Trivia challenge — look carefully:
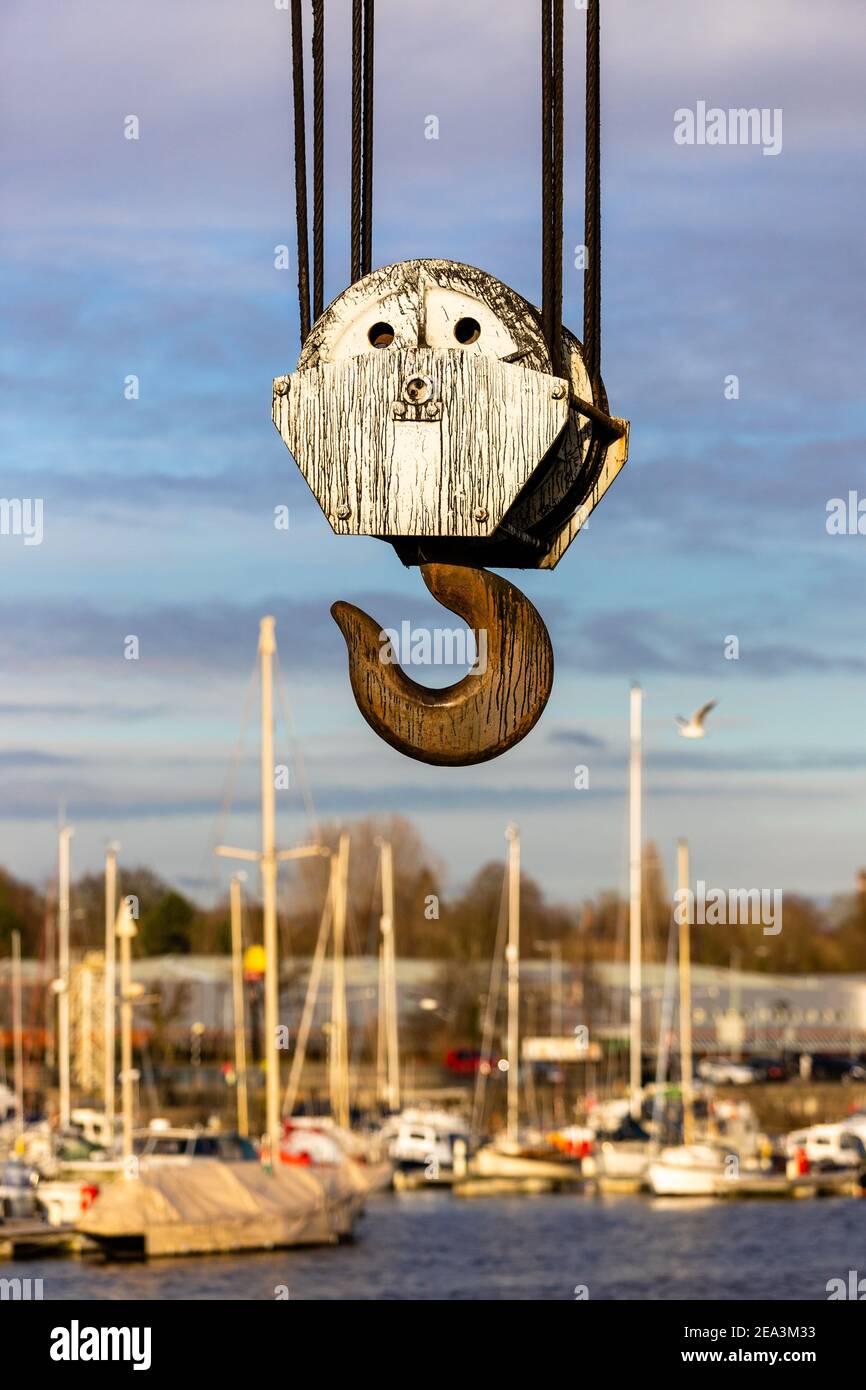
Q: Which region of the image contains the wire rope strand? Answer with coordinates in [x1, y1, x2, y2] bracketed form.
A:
[361, 0, 375, 275]
[291, 0, 312, 341]
[551, 0, 564, 377]
[350, 0, 363, 282]
[312, 0, 325, 320]
[583, 0, 601, 388]
[541, 0, 553, 357]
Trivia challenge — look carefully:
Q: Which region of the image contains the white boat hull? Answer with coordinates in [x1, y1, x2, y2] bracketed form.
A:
[593, 1141, 652, 1180]
[647, 1144, 731, 1197]
[472, 1145, 582, 1183]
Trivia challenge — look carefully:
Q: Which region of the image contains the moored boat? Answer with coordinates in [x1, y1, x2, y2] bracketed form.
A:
[77, 1157, 366, 1257]
[647, 1143, 735, 1197]
[471, 1139, 584, 1185]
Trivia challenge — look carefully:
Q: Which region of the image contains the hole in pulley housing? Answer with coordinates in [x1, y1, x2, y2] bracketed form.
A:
[368, 322, 395, 348]
[454, 316, 481, 345]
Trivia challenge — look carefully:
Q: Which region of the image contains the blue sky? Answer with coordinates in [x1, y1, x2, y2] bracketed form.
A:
[2, 0, 866, 907]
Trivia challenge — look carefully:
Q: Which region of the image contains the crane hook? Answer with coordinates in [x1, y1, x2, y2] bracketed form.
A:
[331, 564, 554, 767]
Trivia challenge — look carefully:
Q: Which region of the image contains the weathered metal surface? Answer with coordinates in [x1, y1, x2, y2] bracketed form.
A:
[538, 421, 629, 569]
[274, 347, 568, 538]
[331, 563, 553, 766]
[501, 328, 628, 569]
[295, 259, 553, 373]
[273, 257, 628, 568]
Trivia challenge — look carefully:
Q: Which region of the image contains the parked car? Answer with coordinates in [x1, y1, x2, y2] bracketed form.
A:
[783, 1123, 866, 1167]
[843, 1111, 866, 1145]
[785, 1123, 866, 1170]
[445, 1048, 500, 1076]
[698, 1055, 793, 1085]
[745, 1056, 794, 1083]
[697, 1058, 756, 1086]
[0, 1161, 41, 1221]
[808, 1053, 866, 1083]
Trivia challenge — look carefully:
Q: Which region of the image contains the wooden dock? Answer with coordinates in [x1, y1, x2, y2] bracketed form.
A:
[453, 1176, 558, 1198]
[713, 1170, 862, 1200]
[392, 1168, 456, 1191]
[0, 1220, 88, 1259]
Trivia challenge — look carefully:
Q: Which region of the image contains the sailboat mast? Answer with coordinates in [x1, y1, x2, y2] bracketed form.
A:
[677, 838, 695, 1145]
[379, 838, 400, 1112]
[376, 946, 386, 1104]
[216, 617, 330, 1154]
[117, 900, 136, 1163]
[12, 929, 24, 1138]
[258, 616, 281, 1163]
[628, 684, 643, 1119]
[230, 874, 250, 1137]
[104, 845, 117, 1143]
[329, 832, 350, 1129]
[506, 823, 520, 1145]
[57, 822, 73, 1130]
[282, 872, 333, 1118]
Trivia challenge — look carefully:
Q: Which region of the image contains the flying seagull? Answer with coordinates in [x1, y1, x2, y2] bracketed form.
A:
[675, 700, 718, 739]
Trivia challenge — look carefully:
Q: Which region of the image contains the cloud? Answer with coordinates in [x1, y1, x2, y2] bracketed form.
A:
[0, 749, 78, 767]
[0, 701, 167, 720]
[546, 727, 607, 750]
[4, 0, 864, 237]
[0, 595, 342, 675]
[547, 607, 866, 679]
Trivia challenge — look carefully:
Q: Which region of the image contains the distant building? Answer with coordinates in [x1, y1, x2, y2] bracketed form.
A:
[3, 955, 866, 1056]
[591, 961, 866, 1055]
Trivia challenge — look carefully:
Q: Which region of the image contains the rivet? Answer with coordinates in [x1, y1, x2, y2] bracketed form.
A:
[474, 507, 488, 523]
[336, 503, 351, 520]
[393, 401, 407, 419]
[274, 378, 289, 397]
[551, 383, 566, 400]
[425, 402, 440, 420]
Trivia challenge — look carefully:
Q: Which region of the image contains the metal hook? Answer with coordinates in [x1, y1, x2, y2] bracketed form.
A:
[331, 564, 554, 767]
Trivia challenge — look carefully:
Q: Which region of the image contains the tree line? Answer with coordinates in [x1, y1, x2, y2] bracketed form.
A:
[1, 817, 865, 975]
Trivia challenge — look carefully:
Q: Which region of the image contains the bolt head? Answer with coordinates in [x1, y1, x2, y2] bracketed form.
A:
[551, 383, 566, 400]
[403, 374, 433, 405]
[474, 506, 489, 523]
[393, 401, 407, 419]
[336, 503, 351, 520]
[274, 378, 290, 397]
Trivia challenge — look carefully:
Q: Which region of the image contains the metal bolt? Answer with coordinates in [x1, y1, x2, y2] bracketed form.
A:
[474, 507, 488, 523]
[403, 375, 433, 405]
[393, 401, 407, 419]
[274, 378, 289, 397]
[425, 402, 440, 420]
[551, 383, 566, 400]
[336, 503, 351, 520]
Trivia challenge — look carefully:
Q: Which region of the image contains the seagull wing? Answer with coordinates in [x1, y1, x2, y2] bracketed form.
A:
[693, 699, 718, 727]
